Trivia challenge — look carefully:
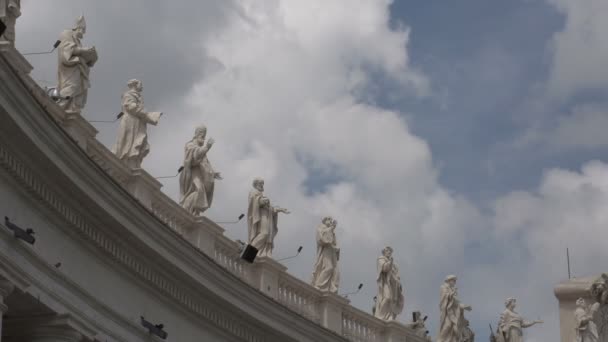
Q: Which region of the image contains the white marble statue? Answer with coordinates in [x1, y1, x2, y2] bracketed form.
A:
[179, 126, 222, 215]
[436, 275, 471, 342]
[0, 0, 20, 44]
[112, 79, 162, 169]
[495, 298, 542, 342]
[461, 318, 474, 342]
[410, 311, 432, 341]
[246, 178, 289, 258]
[56, 15, 98, 114]
[374, 246, 404, 321]
[573, 297, 599, 342]
[591, 273, 608, 306]
[311, 216, 340, 293]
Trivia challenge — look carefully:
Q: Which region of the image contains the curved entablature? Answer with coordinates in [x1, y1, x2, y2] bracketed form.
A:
[0, 44, 427, 342]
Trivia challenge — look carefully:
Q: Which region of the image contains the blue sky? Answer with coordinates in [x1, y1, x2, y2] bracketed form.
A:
[18, 1, 608, 341]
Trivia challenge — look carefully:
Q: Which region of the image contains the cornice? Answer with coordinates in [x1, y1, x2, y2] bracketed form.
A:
[0, 53, 347, 341]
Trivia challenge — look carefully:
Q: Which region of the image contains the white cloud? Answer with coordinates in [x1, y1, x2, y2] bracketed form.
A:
[546, 0, 608, 99]
[20, 1, 608, 341]
[147, 0, 481, 332]
[515, 103, 608, 150]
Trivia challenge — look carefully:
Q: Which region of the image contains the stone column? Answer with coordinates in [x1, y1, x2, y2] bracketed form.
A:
[0, 279, 15, 340]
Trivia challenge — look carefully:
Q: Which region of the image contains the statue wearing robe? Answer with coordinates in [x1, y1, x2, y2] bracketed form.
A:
[311, 217, 340, 293]
[374, 247, 404, 321]
[574, 298, 599, 342]
[461, 319, 475, 342]
[0, 0, 20, 44]
[179, 126, 221, 215]
[112, 79, 161, 169]
[496, 298, 542, 342]
[437, 275, 471, 342]
[246, 178, 289, 258]
[56, 16, 97, 114]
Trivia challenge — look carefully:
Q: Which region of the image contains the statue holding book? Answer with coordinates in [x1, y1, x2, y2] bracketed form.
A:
[56, 15, 98, 114]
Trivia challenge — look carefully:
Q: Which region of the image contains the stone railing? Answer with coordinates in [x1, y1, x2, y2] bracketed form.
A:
[342, 306, 383, 342]
[278, 271, 322, 322]
[10, 45, 426, 342]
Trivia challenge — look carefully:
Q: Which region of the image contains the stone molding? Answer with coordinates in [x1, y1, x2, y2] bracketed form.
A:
[0, 44, 426, 342]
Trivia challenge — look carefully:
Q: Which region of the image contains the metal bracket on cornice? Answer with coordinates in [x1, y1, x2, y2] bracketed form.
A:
[23, 40, 61, 56]
[89, 112, 123, 123]
[141, 316, 168, 339]
[3, 217, 35, 245]
[340, 283, 363, 299]
[216, 213, 245, 224]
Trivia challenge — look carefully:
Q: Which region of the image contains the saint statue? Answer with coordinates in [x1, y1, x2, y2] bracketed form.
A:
[179, 126, 222, 215]
[374, 246, 404, 321]
[112, 79, 162, 169]
[495, 297, 542, 342]
[461, 318, 475, 342]
[409, 311, 432, 341]
[0, 0, 20, 44]
[311, 216, 340, 293]
[574, 298, 599, 342]
[436, 275, 472, 342]
[246, 178, 289, 258]
[56, 15, 98, 115]
[591, 273, 608, 306]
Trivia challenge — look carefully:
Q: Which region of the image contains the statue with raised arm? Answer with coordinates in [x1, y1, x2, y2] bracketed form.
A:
[56, 15, 98, 114]
[311, 216, 340, 293]
[436, 275, 471, 342]
[179, 125, 222, 215]
[573, 297, 599, 342]
[495, 297, 542, 342]
[247, 178, 289, 258]
[112, 79, 162, 169]
[0, 0, 20, 44]
[374, 246, 404, 321]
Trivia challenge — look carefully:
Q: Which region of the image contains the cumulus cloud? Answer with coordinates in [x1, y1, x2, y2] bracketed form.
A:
[515, 103, 608, 151]
[19, 1, 608, 341]
[546, 0, 608, 99]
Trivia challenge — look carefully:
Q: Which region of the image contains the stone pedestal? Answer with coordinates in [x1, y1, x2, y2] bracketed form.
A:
[554, 275, 605, 342]
[60, 113, 98, 150]
[317, 293, 348, 334]
[126, 168, 162, 210]
[188, 216, 224, 255]
[248, 257, 287, 299]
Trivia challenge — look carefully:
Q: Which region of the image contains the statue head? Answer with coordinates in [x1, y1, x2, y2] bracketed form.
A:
[194, 126, 207, 144]
[322, 216, 333, 225]
[576, 298, 586, 307]
[505, 297, 516, 309]
[445, 274, 457, 286]
[73, 15, 86, 39]
[252, 177, 264, 192]
[382, 246, 393, 258]
[127, 79, 143, 92]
